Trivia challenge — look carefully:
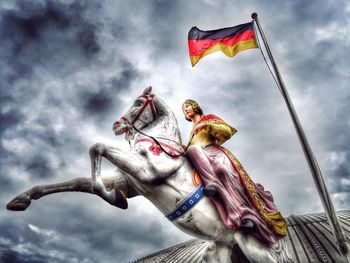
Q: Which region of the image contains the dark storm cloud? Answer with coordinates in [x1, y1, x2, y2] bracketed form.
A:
[251, 0, 345, 31]
[0, 108, 83, 180]
[0, 251, 37, 263]
[149, 1, 178, 47]
[284, 38, 350, 89]
[80, 61, 140, 117]
[0, 176, 14, 191]
[315, 92, 350, 153]
[330, 150, 350, 194]
[0, 0, 100, 55]
[25, 154, 54, 179]
[288, 0, 343, 25]
[111, 61, 141, 91]
[0, 106, 23, 136]
[83, 89, 114, 115]
[0, 0, 103, 170]
[110, 22, 127, 40]
[82, 209, 173, 260]
[0, 219, 97, 263]
[249, 0, 350, 81]
[53, 205, 170, 253]
[76, 22, 100, 56]
[0, 201, 179, 263]
[145, 0, 184, 60]
[0, 0, 101, 82]
[0, 2, 104, 182]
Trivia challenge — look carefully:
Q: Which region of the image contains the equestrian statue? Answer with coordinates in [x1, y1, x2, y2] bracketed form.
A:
[7, 86, 294, 263]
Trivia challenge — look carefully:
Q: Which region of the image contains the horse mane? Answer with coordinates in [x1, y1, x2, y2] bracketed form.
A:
[147, 95, 182, 145]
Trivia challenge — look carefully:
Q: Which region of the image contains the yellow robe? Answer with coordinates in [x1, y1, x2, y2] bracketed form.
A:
[190, 115, 237, 147]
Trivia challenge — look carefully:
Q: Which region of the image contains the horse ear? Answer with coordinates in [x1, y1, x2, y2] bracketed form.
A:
[143, 86, 152, 95]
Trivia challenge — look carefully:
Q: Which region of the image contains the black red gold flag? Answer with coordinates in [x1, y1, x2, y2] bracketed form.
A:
[188, 22, 258, 67]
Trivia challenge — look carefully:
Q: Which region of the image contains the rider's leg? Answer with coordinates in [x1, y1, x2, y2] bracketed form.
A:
[187, 145, 255, 231]
[186, 144, 221, 196]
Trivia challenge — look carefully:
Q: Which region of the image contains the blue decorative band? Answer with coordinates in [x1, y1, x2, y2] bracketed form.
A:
[166, 183, 205, 221]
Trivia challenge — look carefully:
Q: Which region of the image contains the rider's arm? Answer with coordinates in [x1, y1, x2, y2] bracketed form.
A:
[209, 122, 237, 145]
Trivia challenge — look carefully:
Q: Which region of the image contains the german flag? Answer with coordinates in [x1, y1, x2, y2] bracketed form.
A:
[188, 22, 258, 67]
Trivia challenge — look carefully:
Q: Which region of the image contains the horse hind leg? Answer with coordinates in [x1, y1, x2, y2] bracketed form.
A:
[6, 177, 93, 211]
[233, 232, 295, 263]
[233, 232, 277, 263]
[94, 170, 131, 209]
[202, 241, 234, 263]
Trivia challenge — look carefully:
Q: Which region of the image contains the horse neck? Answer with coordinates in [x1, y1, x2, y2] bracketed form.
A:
[136, 97, 182, 147]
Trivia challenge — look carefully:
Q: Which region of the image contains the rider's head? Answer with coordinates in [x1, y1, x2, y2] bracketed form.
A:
[182, 99, 203, 122]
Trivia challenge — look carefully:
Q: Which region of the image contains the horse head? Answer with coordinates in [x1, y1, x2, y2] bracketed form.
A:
[113, 86, 157, 141]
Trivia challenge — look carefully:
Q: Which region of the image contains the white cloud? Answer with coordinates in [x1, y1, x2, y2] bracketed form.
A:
[315, 20, 350, 44]
[28, 224, 60, 241]
[0, 237, 12, 246]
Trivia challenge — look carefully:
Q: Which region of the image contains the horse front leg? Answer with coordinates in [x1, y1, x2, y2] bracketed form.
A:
[89, 143, 147, 207]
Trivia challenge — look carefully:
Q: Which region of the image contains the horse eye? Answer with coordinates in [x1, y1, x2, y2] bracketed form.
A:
[135, 101, 144, 106]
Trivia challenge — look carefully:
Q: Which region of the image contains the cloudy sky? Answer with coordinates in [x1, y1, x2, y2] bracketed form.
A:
[1, 0, 349, 262]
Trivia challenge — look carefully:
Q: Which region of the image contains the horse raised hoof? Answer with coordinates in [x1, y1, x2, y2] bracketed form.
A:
[6, 195, 31, 211]
[93, 182, 128, 210]
[112, 189, 128, 210]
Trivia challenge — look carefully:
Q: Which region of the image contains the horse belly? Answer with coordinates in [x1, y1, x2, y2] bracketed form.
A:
[172, 197, 235, 243]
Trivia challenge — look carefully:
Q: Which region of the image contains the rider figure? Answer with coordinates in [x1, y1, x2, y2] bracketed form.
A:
[183, 99, 287, 245]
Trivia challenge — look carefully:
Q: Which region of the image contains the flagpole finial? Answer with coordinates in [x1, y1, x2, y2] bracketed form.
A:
[251, 13, 258, 19]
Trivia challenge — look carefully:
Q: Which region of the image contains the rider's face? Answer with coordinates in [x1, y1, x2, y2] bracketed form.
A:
[183, 104, 196, 120]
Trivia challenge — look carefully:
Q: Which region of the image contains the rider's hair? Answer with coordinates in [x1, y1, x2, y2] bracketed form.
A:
[182, 99, 203, 122]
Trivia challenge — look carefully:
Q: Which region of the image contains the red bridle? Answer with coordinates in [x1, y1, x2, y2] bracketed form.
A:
[119, 94, 157, 126]
[113, 93, 188, 158]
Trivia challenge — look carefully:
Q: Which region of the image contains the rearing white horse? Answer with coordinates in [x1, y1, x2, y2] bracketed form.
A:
[7, 86, 293, 263]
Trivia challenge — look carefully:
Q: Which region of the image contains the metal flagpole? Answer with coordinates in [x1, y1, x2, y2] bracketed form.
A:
[251, 12, 350, 262]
